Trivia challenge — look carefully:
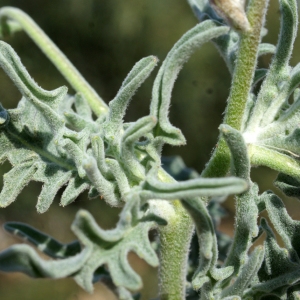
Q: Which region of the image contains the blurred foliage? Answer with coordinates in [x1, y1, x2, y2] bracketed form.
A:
[0, 0, 299, 299]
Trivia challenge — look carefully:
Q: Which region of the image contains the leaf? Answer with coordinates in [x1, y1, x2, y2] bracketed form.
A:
[0, 41, 98, 212]
[183, 196, 235, 292]
[120, 116, 157, 181]
[0, 244, 90, 278]
[221, 246, 264, 298]
[242, 218, 300, 298]
[105, 56, 158, 136]
[274, 173, 300, 199]
[265, 194, 300, 261]
[223, 183, 259, 278]
[140, 165, 248, 201]
[259, 218, 299, 282]
[219, 124, 250, 180]
[4, 222, 81, 259]
[150, 20, 229, 146]
[258, 43, 276, 57]
[0, 197, 164, 293]
[0, 40, 160, 211]
[246, 0, 298, 131]
[182, 198, 219, 290]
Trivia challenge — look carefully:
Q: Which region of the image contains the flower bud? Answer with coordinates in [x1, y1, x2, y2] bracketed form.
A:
[209, 0, 250, 32]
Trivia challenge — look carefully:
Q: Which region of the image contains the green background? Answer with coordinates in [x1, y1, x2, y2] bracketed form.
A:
[0, 0, 299, 299]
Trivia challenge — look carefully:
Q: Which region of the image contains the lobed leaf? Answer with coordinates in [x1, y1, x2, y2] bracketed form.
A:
[0, 197, 164, 293]
[246, 0, 298, 131]
[0, 42, 99, 212]
[274, 173, 300, 199]
[265, 194, 300, 261]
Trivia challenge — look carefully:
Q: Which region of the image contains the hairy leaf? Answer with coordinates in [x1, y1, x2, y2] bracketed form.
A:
[274, 173, 300, 199]
[150, 20, 229, 147]
[0, 197, 163, 293]
[243, 218, 300, 298]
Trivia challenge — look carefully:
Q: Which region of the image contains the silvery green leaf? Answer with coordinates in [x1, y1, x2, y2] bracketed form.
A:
[219, 124, 250, 180]
[182, 198, 218, 290]
[188, 0, 269, 75]
[118, 287, 136, 300]
[64, 111, 97, 132]
[72, 209, 159, 292]
[63, 93, 100, 133]
[74, 93, 93, 119]
[258, 218, 299, 284]
[246, 0, 298, 131]
[0, 244, 90, 278]
[0, 41, 67, 114]
[104, 56, 158, 137]
[221, 246, 264, 298]
[60, 175, 90, 207]
[140, 167, 247, 201]
[0, 162, 37, 207]
[150, 20, 229, 147]
[121, 116, 157, 181]
[274, 173, 300, 199]
[241, 93, 256, 132]
[224, 183, 259, 278]
[258, 43, 276, 57]
[287, 63, 300, 95]
[265, 193, 300, 261]
[82, 156, 120, 206]
[106, 159, 130, 196]
[248, 236, 300, 298]
[0, 41, 103, 212]
[0, 197, 164, 293]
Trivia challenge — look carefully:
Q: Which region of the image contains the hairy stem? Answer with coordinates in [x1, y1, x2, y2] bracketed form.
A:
[0, 6, 108, 117]
[157, 168, 194, 300]
[249, 144, 300, 180]
[202, 0, 269, 178]
[156, 0, 268, 296]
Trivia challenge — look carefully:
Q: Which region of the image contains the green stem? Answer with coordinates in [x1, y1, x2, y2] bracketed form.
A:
[249, 144, 300, 180]
[156, 0, 268, 296]
[157, 168, 194, 300]
[0, 7, 108, 117]
[154, 0, 268, 297]
[202, 0, 269, 178]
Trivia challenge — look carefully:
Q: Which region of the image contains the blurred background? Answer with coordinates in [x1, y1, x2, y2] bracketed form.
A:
[0, 0, 300, 299]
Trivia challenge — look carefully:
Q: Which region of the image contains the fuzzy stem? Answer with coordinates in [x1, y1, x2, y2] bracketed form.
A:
[157, 168, 194, 300]
[202, 0, 269, 178]
[155, 0, 268, 297]
[0, 7, 108, 117]
[249, 144, 300, 180]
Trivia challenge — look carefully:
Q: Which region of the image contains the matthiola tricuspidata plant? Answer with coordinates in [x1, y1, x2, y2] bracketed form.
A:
[1, 0, 300, 298]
